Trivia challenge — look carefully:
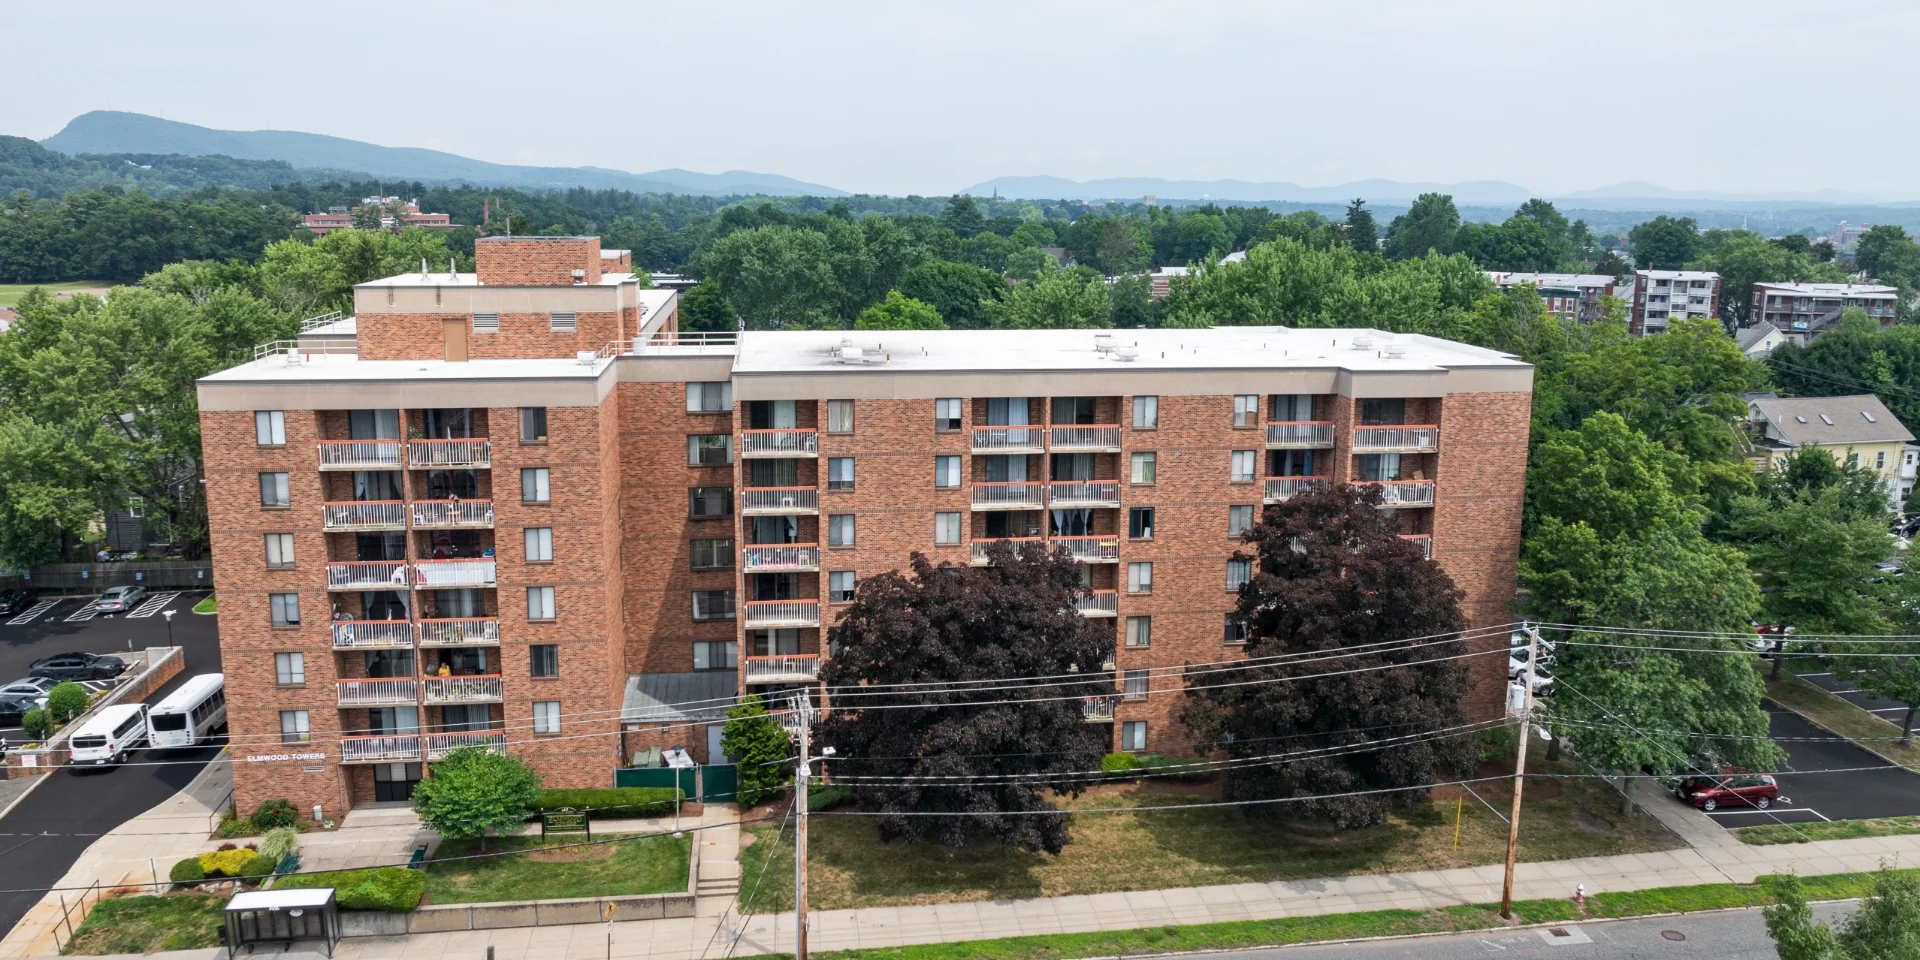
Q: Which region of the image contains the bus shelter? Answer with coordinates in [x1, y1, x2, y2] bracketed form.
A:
[223, 888, 339, 956]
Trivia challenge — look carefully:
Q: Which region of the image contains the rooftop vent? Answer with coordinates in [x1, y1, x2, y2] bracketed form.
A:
[1383, 343, 1408, 359]
[284, 349, 303, 366]
[576, 350, 597, 365]
[1094, 333, 1115, 356]
[571, 268, 587, 285]
[1351, 334, 1375, 350]
[1112, 345, 1140, 362]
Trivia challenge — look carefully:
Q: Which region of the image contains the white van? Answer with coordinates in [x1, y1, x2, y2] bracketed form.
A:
[148, 674, 225, 749]
[68, 704, 148, 766]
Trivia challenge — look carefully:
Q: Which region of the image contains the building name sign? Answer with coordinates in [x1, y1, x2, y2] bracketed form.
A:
[243, 752, 327, 763]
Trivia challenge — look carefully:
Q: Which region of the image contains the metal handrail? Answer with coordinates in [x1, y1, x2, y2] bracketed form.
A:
[741, 429, 818, 456]
[412, 559, 497, 587]
[416, 617, 501, 646]
[1048, 425, 1122, 449]
[423, 674, 504, 703]
[298, 310, 347, 333]
[741, 487, 819, 512]
[971, 426, 1045, 450]
[972, 481, 1046, 507]
[411, 499, 495, 527]
[341, 734, 422, 762]
[1073, 590, 1119, 614]
[331, 621, 413, 649]
[1051, 536, 1121, 561]
[1354, 480, 1437, 506]
[743, 544, 821, 570]
[1351, 425, 1439, 450]
[745, 654, 823, 680]
[327, 560, 410, 589]
[970, 537, 1045, 563]
[336, 678, 418, 704]
[426, 730, 507, 758]
[1263, 475, 1328, 501]
[1048, 481, 1119, 505]
[322, 501, 407, 529]
[742, 599, 822, 625]
[407, 438, 491, 467]
[318, 440, 403, 468]
[1264, 421, 1336, 447]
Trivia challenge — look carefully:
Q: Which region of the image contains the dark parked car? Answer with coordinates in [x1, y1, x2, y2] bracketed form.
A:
[0, 587, 35, 616]
[1676, 773, 1779, 811]
[28, 652, 125, 682]
[0, 694, 37, 727]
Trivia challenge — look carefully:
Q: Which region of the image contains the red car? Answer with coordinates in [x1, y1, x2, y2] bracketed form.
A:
[1676, 773, 1778, 811]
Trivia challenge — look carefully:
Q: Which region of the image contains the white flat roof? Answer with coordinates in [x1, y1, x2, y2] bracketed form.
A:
[1754, 282, 1899, 296]
[1486, 272, 1615, 287]
[226, 888, 335, 911]
[356, 271, 639, 289]
[201, 351, 609, 385]
[1639, 270, 1719, 281]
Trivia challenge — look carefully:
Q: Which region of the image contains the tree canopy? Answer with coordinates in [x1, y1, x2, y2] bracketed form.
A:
[410, 748, 542, 849]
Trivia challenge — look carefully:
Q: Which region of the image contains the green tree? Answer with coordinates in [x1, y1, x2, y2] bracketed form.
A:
[1689, 230, 1851, 325]
[721, 695, 793, 806]
[939, 195, 985, 238]
[1163, 238, 1490, 341]
[1764, 869, 1920, 960]
[1172, 213, 1234, 265]
[896, 261, 1003, 329]
[1088, 217, 1151, 275]
[1343, 198, 1377, 252]
[410, 747, 541, 850]
[676, 282, 735, 333]
[44, 682, 88, 724]
[854, 290, 945, 330]
[1766, 319, 1920, 429]
[984, 264, 1111, 329]
[1383, 193, 1459, 260]
[1732, 484, 1890, 636]
[1627, 215, 1700, 270]
[695, 225, 843, 329]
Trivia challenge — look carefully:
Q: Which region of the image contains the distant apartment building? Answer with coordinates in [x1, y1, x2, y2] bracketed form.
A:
[1750, 282, 1900, 344]
[1483, 273, 1617, 323]
[1832, 222, 1872, 248]
[196, 237, 1534, 818]
[1624, 270, 1720, 336]
[302, 198, 453, 237]
[1747, 394, 1917, 508]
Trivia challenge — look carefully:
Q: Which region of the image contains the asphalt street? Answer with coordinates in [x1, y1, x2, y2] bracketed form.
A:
[1703, 705, 1920, 829]
[0, 592, 223, 938]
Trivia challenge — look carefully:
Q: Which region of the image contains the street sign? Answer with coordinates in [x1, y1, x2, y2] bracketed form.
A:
[542, 808, 590, 841]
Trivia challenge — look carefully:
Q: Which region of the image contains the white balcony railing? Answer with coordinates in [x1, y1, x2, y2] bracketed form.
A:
[743, 544, 821, 571]
[426, 730, 507, 759]
[415, 617, 501, 647]
[1052, 536, 1121, 563]
[1350, 425, 1438, 452]
[318, 440, 403, 470]
[971, 426, 1045, 452]
[1400, 534, 1434, 558]
[1355, 480, 1436, 507]
[341, 735, 422, 763]
[971, 537, 1046, 565]
[411, 499, 495, 528]
[1263, 476, 1328, 503]
[408, 438, 491, 468]
[1265, 421, 1336, 448]
[1082, 696, 1116, 722]
[330, 620, 414, 650]
[972, 482, 1046, 510]
[412, 559, 496, 588]
[1048, 481, 1119, 507]
[327, 560, 409, 590]
[741, 487, 819, 514]
[1048, 425, 1122, 451]
[336, 678, 418, 706]
[424, 674, 504, 704]
[742, 600, 822, 627]
[745, 654, 824, 684]
[741, 429, 818, 458]
[322, 501, 407, 531]
[1074, 590, 1119, 617]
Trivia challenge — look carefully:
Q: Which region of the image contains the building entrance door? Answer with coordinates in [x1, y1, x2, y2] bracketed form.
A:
[373, 762, 422, 801]
[443, 318, 469, 362]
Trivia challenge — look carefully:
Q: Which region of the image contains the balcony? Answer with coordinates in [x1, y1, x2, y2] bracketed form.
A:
[408, 438, 491, 469]
[412, 559, 496, 588]
[1074, 590, 1119, 617]
[743, 599, 822, 628]
[411, 499, 495, 529]
[318, 440, 403, 470]
[322, 501, 406, 531]
[340, 734, 422, 763]
[1048, 481, 1120, 508]
[426, 730, 507, 760]
[1351, 425, 1438, 453]
[1265, 421, 1336, 449]
[971, 537, 1045, 565]
[330, 620, 414, 650]
[1082, 696, 1116, 722]
[336, 678, 418, 707]
[971, 426, 1045, 454]
[1052, 536, 1120, 564]
[326, 560, 409, 591]
[424, 674, 504, 704]
[1400, 534, 1433, 559]
[745, 654, 823, 684]
[741, 429, 818, 458]
[972, 482, 1046, 511]
[744, 543, 821, 572]
[1355, 480, 1436, 508]
[1263, 476, 1328, 503]
[416, 617, 501, 647]
[1049, 425, 1122, 452]
[742, 487, 819, 515]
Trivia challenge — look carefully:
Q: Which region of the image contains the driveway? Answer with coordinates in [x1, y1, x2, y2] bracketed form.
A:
[1703, 706, 1920, 829]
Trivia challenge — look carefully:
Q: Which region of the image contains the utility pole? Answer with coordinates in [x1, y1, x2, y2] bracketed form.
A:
[1500, 622, 1540, 920]
[794, 700, 811, 960]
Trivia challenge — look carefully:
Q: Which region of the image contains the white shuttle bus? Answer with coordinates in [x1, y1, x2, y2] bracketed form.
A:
[68, 703, 149, 766]
[147, 674, 226, 749]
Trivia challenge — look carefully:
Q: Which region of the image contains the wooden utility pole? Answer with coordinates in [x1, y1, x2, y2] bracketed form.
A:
[1499, 623, 1540, 920]
[794, 703, 811, 960]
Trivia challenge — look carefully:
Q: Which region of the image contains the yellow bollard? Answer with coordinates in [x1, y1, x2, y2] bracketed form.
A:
[1453, 795, 1463, 850]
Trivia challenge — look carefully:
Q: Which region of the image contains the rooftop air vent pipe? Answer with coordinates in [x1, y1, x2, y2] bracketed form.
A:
[1351, 334, 1375, 350]
[1112, 345, 1140, 362]
[1383, 343, 1408, 358]
[1094, 333, 1115, 355]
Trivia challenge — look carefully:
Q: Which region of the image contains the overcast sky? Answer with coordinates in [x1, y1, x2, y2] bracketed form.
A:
[7, 0, 1918, 198]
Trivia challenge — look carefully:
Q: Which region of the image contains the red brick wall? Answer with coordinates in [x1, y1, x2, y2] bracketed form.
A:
[358, 311, 623, 361]
[476, 238, 602, 286]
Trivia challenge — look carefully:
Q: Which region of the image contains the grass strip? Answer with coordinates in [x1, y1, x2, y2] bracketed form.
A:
[62, 893, 224, 955]
[192, 595, 216, 614]
[1736, 815, 1920, 846]
[421, 833, 690, 904]
[1763, 675, 1920, 767]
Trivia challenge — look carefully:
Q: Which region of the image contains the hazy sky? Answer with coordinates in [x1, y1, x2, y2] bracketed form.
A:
[7, 0, 1918, 198]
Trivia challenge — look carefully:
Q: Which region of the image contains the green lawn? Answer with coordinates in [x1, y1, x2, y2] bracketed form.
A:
[1737, 814, 1920, 846]
[0, 281, 110, 308]
[192, 595, 217, 614]
[62, 894, 224, 955]
[1764, 674, 1920, 767]
[422, 833, 690, 904]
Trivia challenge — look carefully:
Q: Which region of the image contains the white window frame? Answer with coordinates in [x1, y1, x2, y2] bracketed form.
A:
[527, 585, 557, 621]
[265, 533, 296, 568]
[935, 512, 961, 544]
[524, 527, 554, 562]
[521, 468, 551, 503]
[533, 701, 561, 733]
[827, 399, 855, 434]
[1126, 615, 1151, 647]
[274, 652, 305, 685]
[935, 455, 961, 489]
[254, 410, 286, 446]
[687, 382, 733, 412]
[1132, 396, 1158, 429]
[1231, 450, 1256, 482]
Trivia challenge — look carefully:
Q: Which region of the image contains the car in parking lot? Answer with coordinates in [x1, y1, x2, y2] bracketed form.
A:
[87, 586, 147, 615]
[0, 678, 57, 700]
[1676, 773, 1779, 811]
[0, 693, 39, 728]
[28, 652, 125, 682]
[0, 587, 35, 616]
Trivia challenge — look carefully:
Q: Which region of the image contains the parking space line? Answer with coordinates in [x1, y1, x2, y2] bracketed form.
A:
[1798, 672, 1833, 679]
[5, 600, 57, 626]
[62, 604, 97, 623]
[124, 592, 180, 619]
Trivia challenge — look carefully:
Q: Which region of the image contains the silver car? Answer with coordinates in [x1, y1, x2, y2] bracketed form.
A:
[89, 586, 148, 614]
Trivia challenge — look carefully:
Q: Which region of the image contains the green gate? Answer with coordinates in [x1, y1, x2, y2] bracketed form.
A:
[700, 764, 738, 803]
[616, 766, 695, 796]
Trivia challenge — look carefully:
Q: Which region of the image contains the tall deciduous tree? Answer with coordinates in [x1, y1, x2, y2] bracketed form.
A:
[984, 264, 1112, 329]
[410, 747, 542, 850]
[1764, 869, 1920, 960]
[855, 290, 945, 330]
[1383, 193, 1459, 260]
[896, 260, 1003, 329]
[1181, 484, 1474, 830]
[818, 544, 1114, 854]
[1626, 215, 1700, 270]
[722, 694, 794, 805]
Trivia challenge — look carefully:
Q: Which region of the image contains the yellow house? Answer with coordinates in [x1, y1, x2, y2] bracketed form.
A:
[1747, 394, 1917, 510]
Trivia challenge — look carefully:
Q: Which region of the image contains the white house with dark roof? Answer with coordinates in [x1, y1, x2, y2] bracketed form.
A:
[1748, 394, 1917, 507]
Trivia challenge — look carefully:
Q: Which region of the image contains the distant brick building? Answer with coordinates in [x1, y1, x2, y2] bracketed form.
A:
[302, 199, 453, 237]
[1623, 270, 1721, 336]
[1484, 272, 1618, 323]
[1749, 282, 1900, 345]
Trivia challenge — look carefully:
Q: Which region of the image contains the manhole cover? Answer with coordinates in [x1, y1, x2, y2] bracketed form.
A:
[1548, 928, 1569, 937]
[1661, 930, 1687, 942]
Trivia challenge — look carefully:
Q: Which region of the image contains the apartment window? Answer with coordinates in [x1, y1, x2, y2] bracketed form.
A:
[549, 312, 577, 333]
[691, 538, 734, 570]
[527, 586, 557, 621]
[254, 410, 285, 446]
[827, 400, 855, 434]
[533, 701, 561, 734]
[935, 512, 961, 544]
[472, 312, 499, 332]
[524, 527, 554, 563]
[1120, 720, 1147, 751]
[279, 710, 310, 745]
[935, 455, 961, 489]
[1227, 559, 1252, 591]
[689, 434, 733, 466]
[1132, 396, 1158, 429]
[1848, 452, 1860, 467]
[1127, 562, 1153, 594]
[1878, 451, 1887, 469]
[1224, 616, 1250, 645]
[830, 570, 856, 603]
[689, 486, 732, 518]
[828, 457, 855, 491]
[1233, 395, 1259, 427]
[274, 652, 305, 686]
[264, 533, 295, 568]
[1126, 616, 1151, 647]
[694, 640, 738, 671]
[1130, 452, 1156, 484]
[692, 590, 736, 621]
[521, 468, 551, 503]
[259, 472, 290, 508]
[269, 592, 300, 627]
[935, 398, 963, 431]
[1231, 450, 1256, 482]
[828, 514, 855, 547]
[530, 644, 559, 678]
[687, 382, 732, 412]
[1228, 505, 1255, 537]
[520, 407, 548, 442]
[1129, 507, 1155, 540]
[1123, 669, 1149, 700]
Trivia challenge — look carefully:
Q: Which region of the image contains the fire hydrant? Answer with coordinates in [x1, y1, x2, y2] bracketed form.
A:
[1575, 884, 1587, 909]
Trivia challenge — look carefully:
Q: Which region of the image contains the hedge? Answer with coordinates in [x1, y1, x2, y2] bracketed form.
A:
[1135, 754, 1215, 783]
[533, 788, 682, 817]
[274, 868, 425, 912]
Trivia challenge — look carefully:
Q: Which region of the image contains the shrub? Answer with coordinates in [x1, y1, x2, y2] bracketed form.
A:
[275, 868, 424, 912]
[1478, 726, 1517, 764]
[168, 858, 206, 885]
[216, 842, 237, 852]
[1136, 755, 1214, 783]
[21, 709, 48, 741]
[1102, 753, 1141, 773]
[251, 799, 298, 830]
[807, 785, 852, 812]
[533, 788, 680, 817]
[198, 849, 254, 878]
[412, 749, 541, 847]
[258, 827, 299, 863]
[44, 682, 89, 724]
[239, 854, 277, 881]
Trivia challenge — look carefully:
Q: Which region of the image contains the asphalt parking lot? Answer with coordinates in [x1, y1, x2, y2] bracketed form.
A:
[1701, 705, 1920, 829]
[1798, 670, 1915, 723]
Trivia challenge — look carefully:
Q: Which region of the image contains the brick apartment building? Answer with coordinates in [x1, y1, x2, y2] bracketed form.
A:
[302, 198, 454, 236]
[1749, 281, 1900, 344]
[197, 237, 1535, 818]
[1624, 269, 1721, 336]
[1483, 272, 1618, 323]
